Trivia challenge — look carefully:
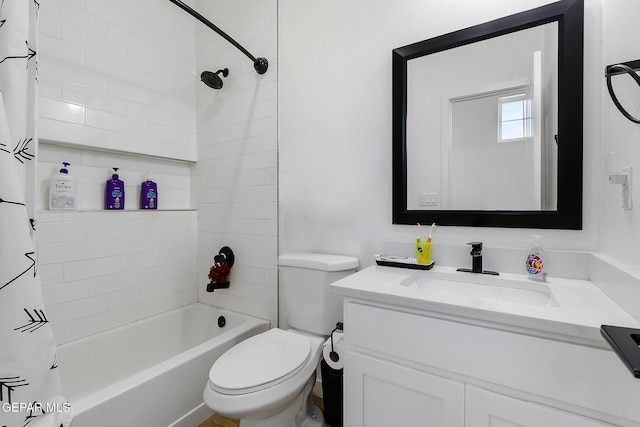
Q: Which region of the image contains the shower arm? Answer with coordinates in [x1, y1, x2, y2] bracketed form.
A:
[168, 0, 268, 74]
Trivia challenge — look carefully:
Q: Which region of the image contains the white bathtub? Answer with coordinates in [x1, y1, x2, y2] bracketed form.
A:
[57, 303, 270, 427]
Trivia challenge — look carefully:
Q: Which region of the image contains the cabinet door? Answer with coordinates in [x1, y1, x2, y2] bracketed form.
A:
[344, 351, 464, 427]
[466, 386, 617, 427]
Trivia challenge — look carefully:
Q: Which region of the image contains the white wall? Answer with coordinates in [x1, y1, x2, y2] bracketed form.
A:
[279, 0, 603, 269]
[600, 1, 640, 269]
[192, 0, 278, 325]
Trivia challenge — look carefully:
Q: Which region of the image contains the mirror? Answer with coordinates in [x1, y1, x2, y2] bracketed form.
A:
[392, 0, 583, 229]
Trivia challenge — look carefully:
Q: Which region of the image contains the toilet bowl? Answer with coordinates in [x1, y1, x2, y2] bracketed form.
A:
[204, 328, 325, 427]
[203, 252, 359, 427]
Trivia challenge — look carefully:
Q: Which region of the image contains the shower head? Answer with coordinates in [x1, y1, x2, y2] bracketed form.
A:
[201, 68, 229, 89]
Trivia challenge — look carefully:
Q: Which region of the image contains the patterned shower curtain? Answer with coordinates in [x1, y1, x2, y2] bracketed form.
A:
[0, 1, 71, 426]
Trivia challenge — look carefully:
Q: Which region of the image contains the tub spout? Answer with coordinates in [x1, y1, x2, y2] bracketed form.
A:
[207, 280, 230, 292]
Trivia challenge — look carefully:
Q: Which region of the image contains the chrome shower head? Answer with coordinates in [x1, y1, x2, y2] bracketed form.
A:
[201, 68, 229, 89]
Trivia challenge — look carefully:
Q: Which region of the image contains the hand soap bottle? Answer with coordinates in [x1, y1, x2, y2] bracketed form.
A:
[49, 162, 77, 211]
[525, 234, 547, 282]
[105, 167, 125, 210]
[140, 173, 158, 210]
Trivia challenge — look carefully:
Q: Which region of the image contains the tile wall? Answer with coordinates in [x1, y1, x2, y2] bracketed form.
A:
[35, 0, 279, 342]
[36, 0, 200, 344]
[193, 0, 279, 324]
[38, 209, 197, 345]
[38, 0, 197, 161]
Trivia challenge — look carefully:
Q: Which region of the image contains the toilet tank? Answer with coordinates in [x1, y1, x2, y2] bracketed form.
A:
[279, 252, 359, 336]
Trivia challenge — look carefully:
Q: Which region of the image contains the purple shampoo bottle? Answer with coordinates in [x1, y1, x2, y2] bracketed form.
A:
[140, 173, 158, 209]
[105, 167, 125, 210]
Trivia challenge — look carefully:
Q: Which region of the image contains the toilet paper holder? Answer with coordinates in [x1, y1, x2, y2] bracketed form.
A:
[328, 322, 344, 363]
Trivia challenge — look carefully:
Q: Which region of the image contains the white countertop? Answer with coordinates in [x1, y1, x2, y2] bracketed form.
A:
[331, 264, 640, 346]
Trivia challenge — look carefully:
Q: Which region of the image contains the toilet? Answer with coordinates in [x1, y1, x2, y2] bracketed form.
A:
[203, 252, 359, 427]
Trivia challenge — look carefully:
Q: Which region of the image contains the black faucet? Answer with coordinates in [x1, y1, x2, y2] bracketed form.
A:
[456, 241, 499, 275]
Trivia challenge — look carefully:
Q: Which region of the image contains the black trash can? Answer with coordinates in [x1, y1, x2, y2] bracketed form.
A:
[321, 359, 343, 427]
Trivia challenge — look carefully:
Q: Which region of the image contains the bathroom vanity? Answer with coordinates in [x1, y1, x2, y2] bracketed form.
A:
[331, 265, 640, 427]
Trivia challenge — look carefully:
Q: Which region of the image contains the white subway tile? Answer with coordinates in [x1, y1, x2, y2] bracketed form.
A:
[39, 54, 109, 93]
[42, 0, 108, 38]
[38, 264, 64, 286]
[85, 219, 146, 240]
[37, 221, 87, 244]
[128, 293, 177, 322]
[107, 23, 160, 57]
[62, 306, 129, 343]
[46, 294, 110, 325]
[176, 288, 197, 307]
[126, 101, 175, 127]
[63, 82, 127, 115]
[105, 130, 152, 158]
[38, 117, 109, 149]
[87, 268, 148, 296]
[38, 240, 111, 265]
[86, 52, 145, 86]
[42, 279, 88, 306]
[108, 282, 153, 309]
[126, 49, 176, 82]
[63, 254, 129, 282]
[39, 12, 62, 39]
[38, 76, 63, 100]
[62, 22, 125, 63]
[39, 33, 86, 67]
[86, 108, 144, 135]
[39, 97, 86, 125]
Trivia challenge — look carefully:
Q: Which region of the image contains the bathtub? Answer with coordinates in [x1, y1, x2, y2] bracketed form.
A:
[56, 303, 270, 427]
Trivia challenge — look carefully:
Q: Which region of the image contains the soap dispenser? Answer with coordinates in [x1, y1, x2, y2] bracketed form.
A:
[140, 173, 158, 210]
[525, 234, 546, 282]
[105, 167, 125, 210]
[49, 162, 77, 211]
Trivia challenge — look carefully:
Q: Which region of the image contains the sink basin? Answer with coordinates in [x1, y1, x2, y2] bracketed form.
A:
[396, 271, 559, 307]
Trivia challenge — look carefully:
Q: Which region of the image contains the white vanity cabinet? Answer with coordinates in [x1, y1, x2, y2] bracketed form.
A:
[343, 300, 638, 427]
[465, 386, 614, 427]
[345, 351, 464, 427]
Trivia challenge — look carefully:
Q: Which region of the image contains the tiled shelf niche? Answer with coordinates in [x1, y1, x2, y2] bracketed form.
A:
[38, 142, 192, 212]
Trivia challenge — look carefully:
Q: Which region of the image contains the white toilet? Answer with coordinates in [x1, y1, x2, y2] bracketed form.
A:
[203, 252, 358, 427]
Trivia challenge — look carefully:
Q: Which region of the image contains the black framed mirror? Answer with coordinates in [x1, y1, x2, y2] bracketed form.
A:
[392, 0, 583, 229]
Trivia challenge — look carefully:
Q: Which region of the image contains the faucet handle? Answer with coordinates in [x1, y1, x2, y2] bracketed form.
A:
[466, 241, 483, 254]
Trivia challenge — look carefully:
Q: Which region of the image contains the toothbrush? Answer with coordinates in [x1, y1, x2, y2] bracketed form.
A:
[416, 223, 421, 242]
[426, 222, 436, 243]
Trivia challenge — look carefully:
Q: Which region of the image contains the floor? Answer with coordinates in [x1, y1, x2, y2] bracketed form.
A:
[198, 395, 332, 427]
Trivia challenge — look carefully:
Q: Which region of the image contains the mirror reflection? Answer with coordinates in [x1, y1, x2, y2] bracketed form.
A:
[406, 23, 558, 211]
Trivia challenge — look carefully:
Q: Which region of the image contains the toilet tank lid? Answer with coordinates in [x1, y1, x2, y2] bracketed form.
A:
[278, 252, 359, 271]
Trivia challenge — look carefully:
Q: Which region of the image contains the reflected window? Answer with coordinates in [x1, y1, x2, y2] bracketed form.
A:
[498, 94, 532, 142]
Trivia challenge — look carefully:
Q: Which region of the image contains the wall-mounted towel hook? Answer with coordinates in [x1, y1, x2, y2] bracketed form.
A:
[605, 60, 640, 124]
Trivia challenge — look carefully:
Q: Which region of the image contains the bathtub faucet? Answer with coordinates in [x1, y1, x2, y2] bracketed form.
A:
[207, 246, 235, 292]
[207, 280, 230, 292]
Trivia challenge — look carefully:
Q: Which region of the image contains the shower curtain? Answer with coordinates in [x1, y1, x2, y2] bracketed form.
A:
[0, 1, 71, 426]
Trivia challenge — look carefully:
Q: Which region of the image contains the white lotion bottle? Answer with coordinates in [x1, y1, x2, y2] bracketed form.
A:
[49, 162, 77, 211]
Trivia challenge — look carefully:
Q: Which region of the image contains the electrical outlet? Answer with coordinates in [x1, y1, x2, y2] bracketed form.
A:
[419, 193, 439, 206]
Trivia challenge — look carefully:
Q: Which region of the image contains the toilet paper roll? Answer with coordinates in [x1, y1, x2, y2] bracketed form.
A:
[322, 331, 345, 370]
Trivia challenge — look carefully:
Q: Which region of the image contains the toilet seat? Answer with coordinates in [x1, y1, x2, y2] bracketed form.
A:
[209, 328, 311, 395]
